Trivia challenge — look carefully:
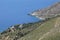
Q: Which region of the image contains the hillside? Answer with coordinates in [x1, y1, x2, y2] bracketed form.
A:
[0, 21, 43, 40]
[18, 17, 60, 40]
[30, 2, 60, 20]
[0, 16, 60, 40]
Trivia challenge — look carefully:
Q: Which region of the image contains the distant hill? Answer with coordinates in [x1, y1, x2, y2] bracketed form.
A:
[0, 2, 60, 40]
[30, 2, 60, 20]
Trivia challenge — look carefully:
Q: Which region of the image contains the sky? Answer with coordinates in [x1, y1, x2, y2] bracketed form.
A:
[0, 0, 60, 32]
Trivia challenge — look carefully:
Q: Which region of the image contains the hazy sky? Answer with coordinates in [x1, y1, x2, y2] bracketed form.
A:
[0, 0, 60, 32]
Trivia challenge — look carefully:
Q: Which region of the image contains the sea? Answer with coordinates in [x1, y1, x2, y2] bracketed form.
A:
[0, 0, 59, 32]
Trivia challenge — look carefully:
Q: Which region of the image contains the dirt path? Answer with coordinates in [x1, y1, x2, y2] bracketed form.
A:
[5, 36, 9, 40]
[39, 17, 60, 40]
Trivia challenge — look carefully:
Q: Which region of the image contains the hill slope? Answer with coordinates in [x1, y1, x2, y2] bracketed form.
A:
[18, 17, 60, 40]
[0, 17, 60, 40]
[0, 21, 42, 40]
[31, 2, 60, 20]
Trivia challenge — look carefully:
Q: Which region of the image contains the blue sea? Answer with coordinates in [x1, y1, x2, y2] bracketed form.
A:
[0, 0, 60, 32]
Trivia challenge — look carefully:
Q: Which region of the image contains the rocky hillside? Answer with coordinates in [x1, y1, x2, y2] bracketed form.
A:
[0, 21, 43, 40]
[0, 2, 60, 40]
[31, 2, 60, 20]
